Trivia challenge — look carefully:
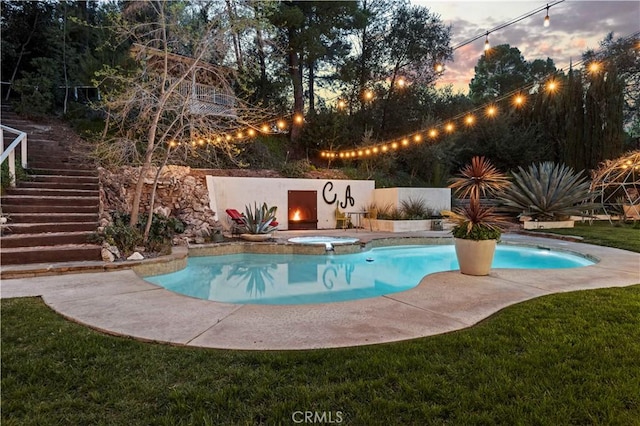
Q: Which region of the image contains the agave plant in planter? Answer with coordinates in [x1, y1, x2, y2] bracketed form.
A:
[240, 202, 278, 241]
[498, 162, 592, 228]
[447, 156, 511, 276]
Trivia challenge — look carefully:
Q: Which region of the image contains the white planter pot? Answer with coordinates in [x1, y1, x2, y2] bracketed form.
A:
[454, 238, 497, 276]
[523, 220, 575, 230]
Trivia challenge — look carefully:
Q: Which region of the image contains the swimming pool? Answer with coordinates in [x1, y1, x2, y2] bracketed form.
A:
[145, 244, 594, 305]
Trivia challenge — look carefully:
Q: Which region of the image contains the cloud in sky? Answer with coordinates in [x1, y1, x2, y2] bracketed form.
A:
[414, 0, 640, 92]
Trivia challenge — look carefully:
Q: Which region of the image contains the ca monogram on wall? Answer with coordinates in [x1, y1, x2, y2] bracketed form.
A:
[322, 181, 355, 209]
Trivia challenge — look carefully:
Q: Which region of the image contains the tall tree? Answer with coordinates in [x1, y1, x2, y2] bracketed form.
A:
[379, 4, 452, 132]
[469, 45, 555, 103]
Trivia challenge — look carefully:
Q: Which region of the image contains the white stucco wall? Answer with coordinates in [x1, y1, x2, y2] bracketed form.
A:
[372, 187, 451, 213]
[206, 176, 375, 230]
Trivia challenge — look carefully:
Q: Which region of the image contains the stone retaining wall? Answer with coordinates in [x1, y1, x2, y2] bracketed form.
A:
[99, 165, 221, 243]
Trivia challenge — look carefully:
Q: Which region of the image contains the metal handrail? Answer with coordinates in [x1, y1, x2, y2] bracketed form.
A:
[0, 124, 28, 186]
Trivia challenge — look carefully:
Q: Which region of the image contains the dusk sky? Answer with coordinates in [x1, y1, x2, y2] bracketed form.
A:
[412, 0, 640, 93]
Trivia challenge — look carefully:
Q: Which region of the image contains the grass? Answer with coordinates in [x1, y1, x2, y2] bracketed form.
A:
[530, 221, 640, 253]
[3, 287, 640, 425]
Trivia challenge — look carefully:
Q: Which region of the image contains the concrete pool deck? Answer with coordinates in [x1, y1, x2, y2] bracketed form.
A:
[1, 232, 638, 350]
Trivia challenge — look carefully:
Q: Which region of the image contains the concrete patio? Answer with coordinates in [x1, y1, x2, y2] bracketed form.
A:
[1, 231, 638, 350]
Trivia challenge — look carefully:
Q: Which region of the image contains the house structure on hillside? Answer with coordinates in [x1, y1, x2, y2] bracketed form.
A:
[130, 43, 237, 118]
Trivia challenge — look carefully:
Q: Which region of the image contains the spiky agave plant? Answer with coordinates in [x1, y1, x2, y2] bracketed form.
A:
[499, 162, 592, 221]
[241, 202, 278, 234]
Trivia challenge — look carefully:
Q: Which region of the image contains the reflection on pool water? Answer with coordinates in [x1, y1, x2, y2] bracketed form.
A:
[145, 245, 593, 305]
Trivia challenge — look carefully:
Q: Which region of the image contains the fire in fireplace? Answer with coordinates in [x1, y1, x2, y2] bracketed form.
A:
[288, 190, 318, 230]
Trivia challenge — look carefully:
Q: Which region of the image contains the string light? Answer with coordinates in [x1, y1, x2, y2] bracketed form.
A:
[486, 105, 497, 117]
[445, 123, 454, 133]
[484, 32, 491, 51]
[429, 129, 438, 139]
[465, 115, 475, 126]
[337, 99, 347, 109]
[294, 114, 304, 125]
[277, 120, 286, 129]
[513, 94, 526, 107]
[364, 90, 374, 101]
[588, 62, 601, 73]
[546, 79, 558, 92]
[543, 4, 550, 27]
[435, 63, 444, 72]
[413, 134, 422, 143]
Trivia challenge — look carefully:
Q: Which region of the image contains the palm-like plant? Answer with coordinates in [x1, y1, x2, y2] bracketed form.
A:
[447, 198, 511, 240]
[449, 156, 511, 200]
[499, 162, 592, 221]
[447, 156, 511, 240]
[241, 202, 278, 234]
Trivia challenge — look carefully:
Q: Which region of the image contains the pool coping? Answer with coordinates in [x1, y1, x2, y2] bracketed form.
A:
[1, 233, 638, 350]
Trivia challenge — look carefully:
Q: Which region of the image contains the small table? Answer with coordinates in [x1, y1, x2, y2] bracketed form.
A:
[346, 211, 369, 232]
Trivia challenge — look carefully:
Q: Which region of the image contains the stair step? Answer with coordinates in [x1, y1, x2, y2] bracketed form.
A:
[2, 222, 98, 234]
[6, 187, 99, 197]
[6, 213, 99, 223]
[18, 181, 99, 190]
[1, 204, 98, 213]
[0, 244, 103, 265]
[31, 175, 99, 184]
[28, 162, 95, 171]
[1, 194, 99, 206]
[27, 168, 97, 177]
[0, 231, 96, 248]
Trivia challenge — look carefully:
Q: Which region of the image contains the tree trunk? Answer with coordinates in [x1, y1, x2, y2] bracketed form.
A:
[288, 28, 303, 143]
[226, 0, 243, 70]
[143, 147, 171, 242]
[5, 9, 39, 100]
[308, 60, 315, 114]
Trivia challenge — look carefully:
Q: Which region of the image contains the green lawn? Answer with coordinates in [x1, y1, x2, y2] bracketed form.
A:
[3, 287, 640, 425]
[530, 221, 640, 252]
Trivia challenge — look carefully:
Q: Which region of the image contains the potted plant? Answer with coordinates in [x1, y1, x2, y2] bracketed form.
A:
[447, 156, 511, 276]
[239, 202, 278, 242]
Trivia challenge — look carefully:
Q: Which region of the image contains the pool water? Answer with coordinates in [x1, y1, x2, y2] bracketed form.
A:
[146, 245, 594, 305]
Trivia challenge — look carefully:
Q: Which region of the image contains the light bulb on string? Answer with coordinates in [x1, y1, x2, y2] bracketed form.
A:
[413, 134, 422, 143]
[546, 79, 558, 92]
[294, 114, 304, 125]
[337, 99, 347, 110]
[261, 124, 270, 133]
[588, 62, 601, 73]
[513, 94, 525, 107]
[445, 123, 454, 133]
[434, 63, 444, 73]
[465, 115, 475, 126]
[429, 129, 438, 139]
[484, 33, 490, 51]
[277, 120, 287, 130]
[486, 105, 497, 117]
[543, 5, 550, 27]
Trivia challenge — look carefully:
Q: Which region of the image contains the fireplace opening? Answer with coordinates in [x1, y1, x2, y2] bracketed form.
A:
[288, 190, 318, 230]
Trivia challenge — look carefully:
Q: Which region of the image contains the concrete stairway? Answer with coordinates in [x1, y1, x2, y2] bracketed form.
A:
[1, 110, 102, 265]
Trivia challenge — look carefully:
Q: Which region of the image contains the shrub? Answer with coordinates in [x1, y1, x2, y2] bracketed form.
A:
[280, 159, 312, 178]
[101, 211, 185, 256]
[400, 197, 429, 219]
[499, 162, 592, 221]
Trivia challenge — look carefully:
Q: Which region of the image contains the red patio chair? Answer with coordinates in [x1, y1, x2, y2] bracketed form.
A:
[225, 209, 245, 235]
